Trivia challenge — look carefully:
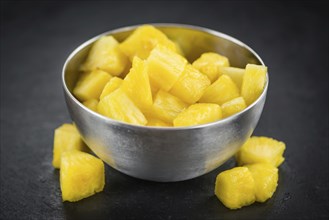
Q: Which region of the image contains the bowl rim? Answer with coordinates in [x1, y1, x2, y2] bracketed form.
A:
[62, 23, 268, 131]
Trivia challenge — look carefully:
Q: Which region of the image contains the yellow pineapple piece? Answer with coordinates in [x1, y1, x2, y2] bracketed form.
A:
[97, 89, 147, 125]
[100, 77, 123, 100]
[215, 167, 256, 209]
[83, 99, 98, 112]
[73, 69, 112, 101]
[241, 64, 267, 105]
[245, 163, 279, 202]
[170, 65, 210, 104]
[147, 45, 187, 91]
[60, 150, 105, 202]
[121, 57, 152, 111]
[221, 97, 247, 118]
[151, 90, 188, 123]
[146, 117, 172, 127]
[119, 25, 177, 60]
[218, 66, 245, 88]
[236, 136, 286, 167]
[52, 124, 85, 169]
[81, 36, 128, 76]
[192, 52, 230, 83]
[173, 103, 222, 127]
[199, 75, 240, 105]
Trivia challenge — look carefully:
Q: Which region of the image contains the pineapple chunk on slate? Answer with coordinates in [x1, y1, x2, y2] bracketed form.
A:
[199, 74, 240, 105]
[73, 69, 112, 101]
[170, 64, 210, 104]
[83, 99, 99, 112]
[215, 167, 256, 209]
[80, 36, 128, 76]
[218, 66, 245, 88]
[236, 136, 286, 167]
[221, 97, 247, 118]
[119, 25, 178, 61]
[151, 90, 188, 124]
[100, 77, 123, 100]
[97, 89, 147, 126]
[192, 52, 230, 83]
[173, 103, 222, 127]
[147, 45, 187, 91]
[241, 64, 267, 105]
[146, 117, 172, 127]
[60, 150, 105, 202]
[121, 57, 152, 111]
[245, 163, 279, 202]
[52, 124, 85, 169]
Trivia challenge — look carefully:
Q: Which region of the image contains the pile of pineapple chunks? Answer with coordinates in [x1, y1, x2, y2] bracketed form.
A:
[53, 124, 105, 202]
[53, 124, 286, 206]
[53, 25, 285, 206]
[73, 25, 267, 127]
[215, 136, 286, 209]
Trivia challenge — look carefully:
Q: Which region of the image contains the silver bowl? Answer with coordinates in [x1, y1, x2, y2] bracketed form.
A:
[62, 24, 268, 182]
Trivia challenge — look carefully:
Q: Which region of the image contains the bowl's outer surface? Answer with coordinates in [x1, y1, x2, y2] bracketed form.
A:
[63, 24, 267, 182]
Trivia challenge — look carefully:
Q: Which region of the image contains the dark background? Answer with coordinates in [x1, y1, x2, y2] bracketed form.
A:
[1, 1, 328, 219]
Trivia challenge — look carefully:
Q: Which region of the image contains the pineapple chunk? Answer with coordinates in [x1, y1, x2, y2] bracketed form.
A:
[170, 64, 210, 104]
[147, 45, 187, 91]
[199, 75, 240, 105]
[83, 99, 99, 112]
[60, 150, 105, 202]
[52, 124, 85, 169]
[73, 69, 112, 101]
[80, 36, 128, 76]
[146, 117, 172, 127]
[215, 167, 256, 209]
[241, 64, 267, 105]
[192, 52, 230, 83]
[97, 89, 147, 125]
[218, 66, 245, 88]
[100, 77, 123, 100]
[121, 57, 152, 111]
[236, 136, 286, 167]
[151, 90, 188, 123]
[173, 103, 222, 127]
[245, 163, 279, 202]
[119, 25, 177, 60]
[221, 97, 247, 118]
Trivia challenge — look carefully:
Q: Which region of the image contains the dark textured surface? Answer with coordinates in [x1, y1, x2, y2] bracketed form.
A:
[1, 1, 328, 219]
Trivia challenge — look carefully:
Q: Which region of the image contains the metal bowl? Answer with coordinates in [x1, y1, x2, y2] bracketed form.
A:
[62, 24, 268, 182]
